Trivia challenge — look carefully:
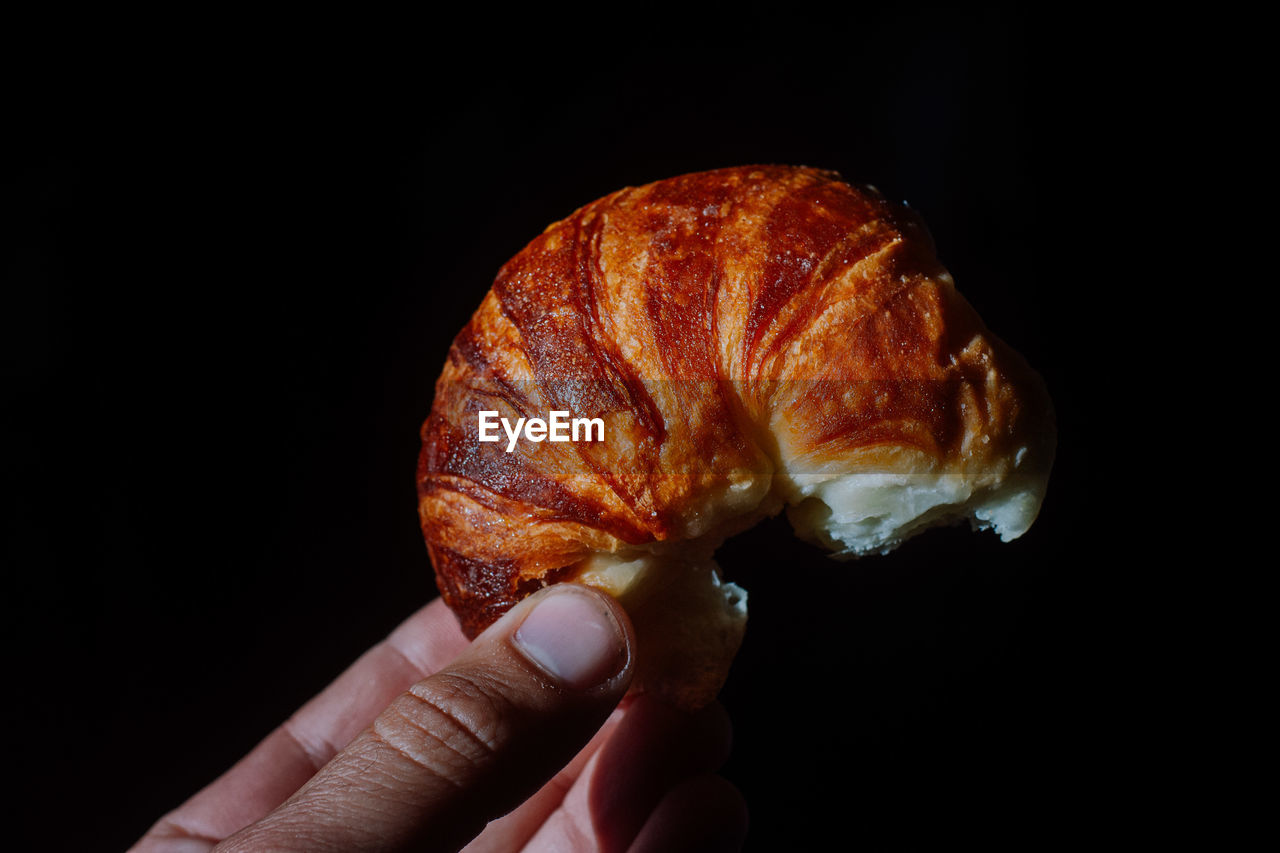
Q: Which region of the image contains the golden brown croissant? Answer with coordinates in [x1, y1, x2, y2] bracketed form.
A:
[417, 165, 1055, 708]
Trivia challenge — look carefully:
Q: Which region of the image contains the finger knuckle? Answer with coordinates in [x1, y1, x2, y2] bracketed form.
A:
[373, 670, 514, 787]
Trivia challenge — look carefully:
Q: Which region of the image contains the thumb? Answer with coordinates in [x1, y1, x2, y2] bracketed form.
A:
[217, 584, 635, 853]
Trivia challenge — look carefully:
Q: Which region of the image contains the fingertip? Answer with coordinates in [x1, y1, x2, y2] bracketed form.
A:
[626, 775, 749, 853]
[586, 693, 737, 852]
[384, 596, 473, 676]
[625, 694, 734, 770]
[507, 584, 635, 696]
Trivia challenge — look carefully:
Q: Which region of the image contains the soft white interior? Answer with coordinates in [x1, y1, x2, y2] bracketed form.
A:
[571, 439, 1047, 706]
[577, 551, 747, 622]
[784, 461, 1044, 558]
[577, 438, 1046, 609]
[577, 550, 748, 708]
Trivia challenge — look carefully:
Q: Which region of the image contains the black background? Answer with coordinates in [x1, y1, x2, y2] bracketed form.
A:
[10, 6, 1123, 850]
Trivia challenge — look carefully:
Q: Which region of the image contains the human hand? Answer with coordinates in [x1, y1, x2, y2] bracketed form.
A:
[131, 584, 747, 852]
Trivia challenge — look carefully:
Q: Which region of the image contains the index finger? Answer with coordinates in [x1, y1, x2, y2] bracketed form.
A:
[134, 597, 472, 851]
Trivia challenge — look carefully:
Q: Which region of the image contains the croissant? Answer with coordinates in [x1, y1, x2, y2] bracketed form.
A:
[417, 165, 1055, 708]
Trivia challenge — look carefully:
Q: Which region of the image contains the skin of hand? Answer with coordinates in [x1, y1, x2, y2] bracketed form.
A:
[130, 584, 748, 853]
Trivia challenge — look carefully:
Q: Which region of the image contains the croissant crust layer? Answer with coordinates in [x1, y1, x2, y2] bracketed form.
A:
[417, 165, 1054, 703]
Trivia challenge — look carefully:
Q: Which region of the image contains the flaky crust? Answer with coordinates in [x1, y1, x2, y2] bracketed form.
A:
[417, 166, 1053, 700]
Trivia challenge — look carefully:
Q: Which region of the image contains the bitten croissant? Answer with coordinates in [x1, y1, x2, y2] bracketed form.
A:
[417, 165, 1055, 708]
